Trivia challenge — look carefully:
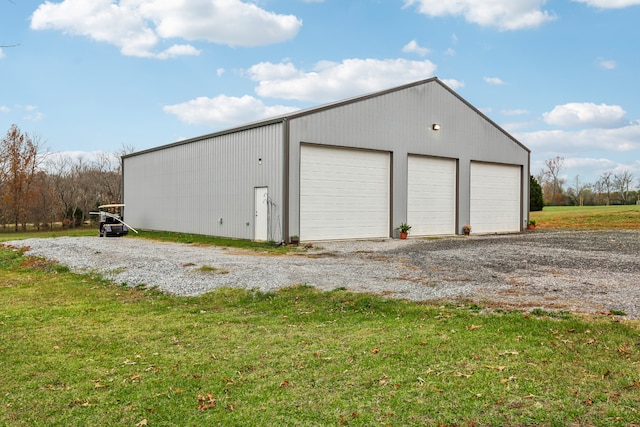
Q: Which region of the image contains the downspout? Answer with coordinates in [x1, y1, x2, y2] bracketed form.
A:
[120, 155, 125, 212]
[525, 151, 531, 231]
[283, 118, 290, 243]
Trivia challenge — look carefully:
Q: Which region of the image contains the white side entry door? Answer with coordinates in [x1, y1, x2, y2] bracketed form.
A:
[254, 187, 269, 241]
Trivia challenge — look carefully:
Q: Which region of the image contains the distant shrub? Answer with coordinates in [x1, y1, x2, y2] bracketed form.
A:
[530, 175, 544, 211]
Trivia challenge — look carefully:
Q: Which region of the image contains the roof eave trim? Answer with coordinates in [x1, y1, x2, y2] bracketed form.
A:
[122, 117, 288, 159]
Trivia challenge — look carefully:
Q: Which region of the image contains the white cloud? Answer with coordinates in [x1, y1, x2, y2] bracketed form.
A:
[441, 78, 465, 90]
[247, 62, 303, 81]
[163, 95, 299, 128]
[563, 157, 618, 172]
[402, 40, 430, 56]
[517, 122, 640, 153]
[404, 0, 556, 30]
[166, 56, 443, 128]
[522, 121, 640, 183]
[543, 103, 627, 128]
[531, 154, 640, 185]
[30, 0, 302, 59]
[0, 105, 9, 113]
[536, 156, 625, 180]
[155, 44, 201, 60]
[247, 58, 437, 102]
[571, 0, 640, 8]
[597, 59, 617, 70]
[140, 0, 301, 46]
[22, 105, 45, 121]
[444, 48, 456, 56]
[0, 48, 4, 59]
[484, 76, 506, 85]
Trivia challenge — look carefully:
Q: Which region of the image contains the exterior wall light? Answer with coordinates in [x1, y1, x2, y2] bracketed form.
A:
[432, 123, 441, 131]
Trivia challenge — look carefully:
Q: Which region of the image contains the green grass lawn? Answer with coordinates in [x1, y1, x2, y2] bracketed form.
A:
[133, 230, 292, 253]
[1, 209, 639, 425]
[1, 246, 639, 426]
[530, 205, 640, 230]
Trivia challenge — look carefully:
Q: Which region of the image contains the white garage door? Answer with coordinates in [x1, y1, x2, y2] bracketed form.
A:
[407, 156, 457, 235]
[300, 145, 390, 240]
[470, 162, 521, 233]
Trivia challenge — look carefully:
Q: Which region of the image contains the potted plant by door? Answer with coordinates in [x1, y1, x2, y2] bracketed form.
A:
[528, 220, 536, 230]
[290, 235, 300, 246]
[396, 223, 411, 239]
[462, 224, 472, 236]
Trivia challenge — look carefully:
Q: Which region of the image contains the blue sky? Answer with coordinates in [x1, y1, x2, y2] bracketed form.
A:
[1, 0, 640, 186]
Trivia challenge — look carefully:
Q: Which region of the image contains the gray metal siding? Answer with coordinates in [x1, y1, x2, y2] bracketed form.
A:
[287, 81, 529, 236]
[123, 78, 529, 240]
[123, 123, 285, 240]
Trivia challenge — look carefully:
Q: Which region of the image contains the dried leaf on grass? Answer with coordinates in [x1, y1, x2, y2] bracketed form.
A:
[197, 393, 216, 411]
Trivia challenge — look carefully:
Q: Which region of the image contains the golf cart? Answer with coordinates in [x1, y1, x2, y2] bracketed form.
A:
[90, 204, 138, 237]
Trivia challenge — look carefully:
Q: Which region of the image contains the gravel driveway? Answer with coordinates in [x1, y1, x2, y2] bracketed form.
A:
[6, 230, 640, 319]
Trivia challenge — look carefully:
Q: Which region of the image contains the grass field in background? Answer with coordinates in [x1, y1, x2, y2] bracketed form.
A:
[530, 205, 640, 230]
[1, 207, 639, 425]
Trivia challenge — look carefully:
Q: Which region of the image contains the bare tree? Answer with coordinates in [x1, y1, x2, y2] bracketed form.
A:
[0, 122, 132, 229]
[90, 151, 124, 204]
[30, 171, 56, 230]
[0, 125, 45, 230]
[45, 154, 83, 227]
[567, 175, 591, 206]
[542, 156, 565, 205]
[595, 171, 614, 206]
[44, 146, 134, 228]
[613, 170, 634, 204]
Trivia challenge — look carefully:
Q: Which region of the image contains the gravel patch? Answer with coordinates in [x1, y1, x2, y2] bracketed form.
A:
[5, 229, 640, 319]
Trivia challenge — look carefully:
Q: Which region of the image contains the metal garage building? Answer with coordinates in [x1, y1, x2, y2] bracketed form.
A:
[122, 77, 530, 242]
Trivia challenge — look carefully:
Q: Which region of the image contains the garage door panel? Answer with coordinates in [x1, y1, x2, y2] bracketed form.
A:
[300, 145, 390, 240]
[470, 162, 521, 233]
[407, 156, 456, 235]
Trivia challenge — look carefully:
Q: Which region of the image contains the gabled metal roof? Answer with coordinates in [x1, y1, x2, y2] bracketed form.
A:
[124, 77, 529, 158]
